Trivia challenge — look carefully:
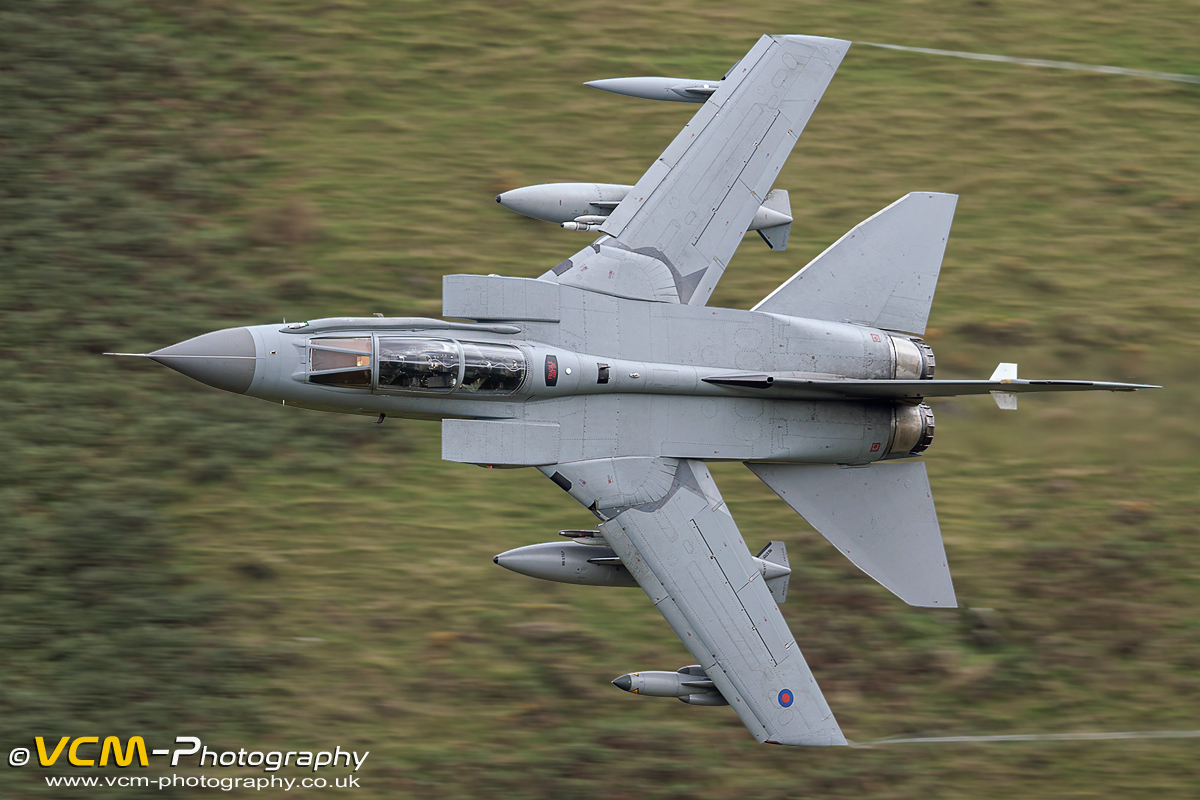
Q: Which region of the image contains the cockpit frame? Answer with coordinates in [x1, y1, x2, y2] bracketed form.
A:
[306, 335, 527, 396]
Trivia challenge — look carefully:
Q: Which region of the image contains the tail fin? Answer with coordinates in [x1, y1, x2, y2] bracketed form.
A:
[746, 462, 956, 608]
[753, 192, 957, 335]
[755, 189, 792, 251]
[989, 362, 1019, 410]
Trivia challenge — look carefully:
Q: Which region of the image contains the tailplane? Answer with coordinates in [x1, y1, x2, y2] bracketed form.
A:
[746, 461, 956, 608]
[753, 192, 957, 335]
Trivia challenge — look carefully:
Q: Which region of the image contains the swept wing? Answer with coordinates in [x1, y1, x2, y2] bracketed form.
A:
[540, 34, 850, 306]
[543, 457, 845, 746]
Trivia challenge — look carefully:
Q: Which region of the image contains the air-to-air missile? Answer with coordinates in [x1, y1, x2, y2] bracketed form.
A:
[110, 34, 1161, 748]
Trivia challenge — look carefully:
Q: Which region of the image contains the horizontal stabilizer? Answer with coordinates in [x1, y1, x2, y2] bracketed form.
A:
[703, 373, 1158, 401]
[753, 193, 957, 335]
[747, 462, 956, 608]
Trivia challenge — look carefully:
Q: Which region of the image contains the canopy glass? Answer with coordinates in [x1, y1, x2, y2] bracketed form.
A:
[307, 336, 526, 395]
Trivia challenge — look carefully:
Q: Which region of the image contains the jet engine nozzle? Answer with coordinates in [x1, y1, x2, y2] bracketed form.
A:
[890, 336, 936, 380]
[888, 402, 936, 457]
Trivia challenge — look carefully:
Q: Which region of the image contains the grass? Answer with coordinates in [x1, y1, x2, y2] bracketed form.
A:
[6, 0, 1200, 797]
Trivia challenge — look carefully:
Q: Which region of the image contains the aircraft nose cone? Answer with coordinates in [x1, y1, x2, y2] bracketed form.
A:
[494, 187, 545, 220]
[150, 327, 258, 394]
[612, 675, 633, 692]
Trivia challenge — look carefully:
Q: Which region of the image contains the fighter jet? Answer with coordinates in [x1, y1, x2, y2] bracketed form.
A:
[112, 35, 1156, 747]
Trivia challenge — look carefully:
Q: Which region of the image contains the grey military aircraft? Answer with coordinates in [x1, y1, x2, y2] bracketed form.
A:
[112, 35, 1156, 747]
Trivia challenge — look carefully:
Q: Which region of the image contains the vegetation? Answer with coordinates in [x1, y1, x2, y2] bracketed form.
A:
[0, 1, 349, 795]
[2, 1, 1197, 797]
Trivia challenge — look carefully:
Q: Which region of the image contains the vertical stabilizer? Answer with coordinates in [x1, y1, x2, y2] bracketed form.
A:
[990, 362, 1019, 410]
[753, 192, 957, 335]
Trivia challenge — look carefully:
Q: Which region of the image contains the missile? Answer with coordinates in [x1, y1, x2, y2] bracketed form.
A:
[584, 77, 720, 104]
[611, 666, 728, 705]
[558, 529, 605, 541]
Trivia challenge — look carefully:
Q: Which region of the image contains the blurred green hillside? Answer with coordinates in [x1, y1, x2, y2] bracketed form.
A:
[2, 1, 1198, 798]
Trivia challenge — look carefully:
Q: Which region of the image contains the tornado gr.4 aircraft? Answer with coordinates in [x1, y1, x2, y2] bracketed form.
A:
[112, 35, 1156, 747]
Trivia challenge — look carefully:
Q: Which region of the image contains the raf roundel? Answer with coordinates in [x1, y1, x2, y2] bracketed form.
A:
[778, 689, 794, 708]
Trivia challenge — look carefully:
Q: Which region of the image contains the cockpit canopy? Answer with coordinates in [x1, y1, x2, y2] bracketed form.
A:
[378, 338, 460, 391]
[307, 336, 526, 395]
[308, 338, 372, 387]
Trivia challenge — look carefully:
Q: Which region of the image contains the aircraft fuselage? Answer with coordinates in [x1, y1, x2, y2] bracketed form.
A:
[147, 295, 937, 469]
